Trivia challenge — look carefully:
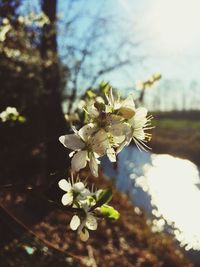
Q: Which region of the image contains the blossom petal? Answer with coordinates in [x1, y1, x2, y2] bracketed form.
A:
[112, 135, 125, 144]
[106, 114, 122, 125]
[129, 107, 148, 131]
[119, 95, 135, 119]
[119, 107, 135, 119]
[116, 141, 127, 154]
[106, 87, 114, 106]
[69, 151, 75, 158]
[89, 153, 99, 177]
[70, 215, 81, 231]
[80, 188, 91, 197]
[71, 150, 88, 172]
[117, 139, 130, 154]
[89, 129, 109, 156]
[58, 179, 72, 192]
[78, 123, 96, 142]
[135, 107, 148, 118]
[59, 134, 85, 150]
[107, 147, 116, 162]
[86, 214, 97, 230]
[61, 193, 73, 206]
[109, 123, 130, 137]
[133, 128, 145, 140]
[73, 182, 85, 192]
[79, 228, 89, 242]
[87, 104, 99, 118]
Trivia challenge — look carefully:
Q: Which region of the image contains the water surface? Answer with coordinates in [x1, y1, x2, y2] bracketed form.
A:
[102, 146, 200, 251]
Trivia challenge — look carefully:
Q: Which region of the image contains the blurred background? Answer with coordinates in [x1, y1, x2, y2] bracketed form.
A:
[0, 0, 200, 266]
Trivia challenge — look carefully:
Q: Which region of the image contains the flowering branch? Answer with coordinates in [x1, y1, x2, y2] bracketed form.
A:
[58, 85, 153, 241]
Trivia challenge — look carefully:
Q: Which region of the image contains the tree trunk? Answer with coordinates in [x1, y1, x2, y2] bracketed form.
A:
[40, 0, 68, 176]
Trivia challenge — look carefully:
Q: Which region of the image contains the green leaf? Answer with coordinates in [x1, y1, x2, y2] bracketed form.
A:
[100, 204, 120, 220]
[100, 82, 110, 95]
[86, 89, 96, 98]
[18, 116, 26, 123]
[95, 189, 112, 207]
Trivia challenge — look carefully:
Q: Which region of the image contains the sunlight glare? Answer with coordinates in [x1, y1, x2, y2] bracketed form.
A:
[148, 0, 200, 52]
[136, 154, 200, 250]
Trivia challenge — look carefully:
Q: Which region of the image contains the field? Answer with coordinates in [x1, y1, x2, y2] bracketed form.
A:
[151, 111, 200, 166]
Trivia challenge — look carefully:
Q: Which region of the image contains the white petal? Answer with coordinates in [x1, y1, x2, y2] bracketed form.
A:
[70, 215, 81, 231]
[73, 182, 85, 192]
[79, 228, 89, 242]
[112, 135, 125, 144]
[89, 129, 109, 156]
[116, 129, 132, 153]
[107, 147, 116, 162]
[61, 193, 73, 206]
[133, 128, 145, 140]
[116, 141, 127, 154]
[109, 123, 130, 137]
[119, 107, 135, 119]
[86, 214, 97, 230]
[121, 95, 135, 108]
[58, 179, 72, 192]
[78, 124, 96, 142]
[69, 151, 75, 158]
[106, 114, 122, 125]
[106, 87, 114, 106]
[89, 153, 99, 177]
[129, 109, 148, 130]
[59, 134, 85, 150]
[117, 138, 130, 154]
[71, 150, 88, 172]
[80, 188, 91, 197]
[96, 96, 104, 103]
[119, 95, 135, 119]
[87, 104, 99, 118]
[130, 108, 147, 125]
[135, 107, 148, 118]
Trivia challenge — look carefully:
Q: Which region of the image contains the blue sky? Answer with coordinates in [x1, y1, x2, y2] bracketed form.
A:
[20, 0, 200, 110]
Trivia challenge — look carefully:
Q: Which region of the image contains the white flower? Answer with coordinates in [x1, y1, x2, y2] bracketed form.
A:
[59, 124, 109, 176]
[87, 103, 100, 118]
[128, 107, 153, 151]
[105, 120, 132, 160]
[70, 205, 97, 242]
[0, 111, 7, 122]
[105, 88, 136, 119]
[0, 106, 19, 122]
[58, 178, 89, 206]
[82, 96, 105, 119]
[118, 95, 136, 119]
[6, 107, 19, 116]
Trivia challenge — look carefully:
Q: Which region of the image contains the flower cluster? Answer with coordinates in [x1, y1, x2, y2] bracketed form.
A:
[58, 86, 153, 241]
[0, 106, 26, 123]
[58, 175, 118, 241]
[59, 87, 153, 177]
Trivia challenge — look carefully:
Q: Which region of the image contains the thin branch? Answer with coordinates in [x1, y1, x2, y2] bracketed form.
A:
[0, 201, 88, 266]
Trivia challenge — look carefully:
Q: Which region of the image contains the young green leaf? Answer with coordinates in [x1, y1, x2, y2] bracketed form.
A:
[100, 204, 120, 220]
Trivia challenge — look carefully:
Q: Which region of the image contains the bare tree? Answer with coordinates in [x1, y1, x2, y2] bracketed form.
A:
[56, 0, 143, 111]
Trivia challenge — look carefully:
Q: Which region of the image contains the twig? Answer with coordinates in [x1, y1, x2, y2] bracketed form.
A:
[0, 202, 88, 266]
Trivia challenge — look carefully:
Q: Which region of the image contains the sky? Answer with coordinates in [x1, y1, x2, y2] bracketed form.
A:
[117, 0, 200, 79]
[20, 0, 200, 110]
[115, 0, 200, 110]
